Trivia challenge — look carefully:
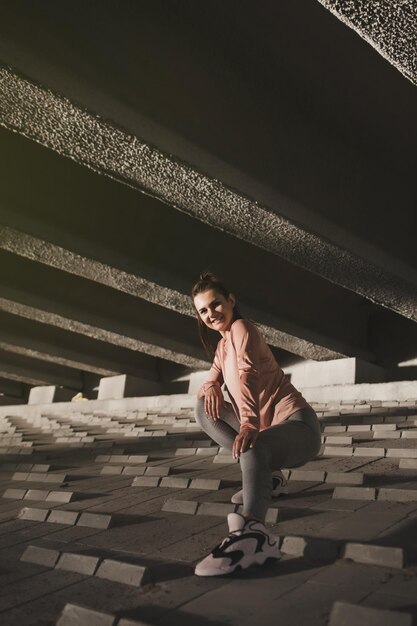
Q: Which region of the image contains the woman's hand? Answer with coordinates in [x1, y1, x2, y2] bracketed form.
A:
[204, 385, 225, 420]
[233, 427, 259, 459]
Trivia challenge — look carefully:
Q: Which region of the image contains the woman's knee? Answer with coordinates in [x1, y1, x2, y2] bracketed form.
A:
[240, 434, 271, 468]
[195, 396, 208, 427]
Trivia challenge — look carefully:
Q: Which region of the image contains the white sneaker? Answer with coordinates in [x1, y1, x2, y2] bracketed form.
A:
[194, 512, 282, 576]
[230, 470, 289, 505]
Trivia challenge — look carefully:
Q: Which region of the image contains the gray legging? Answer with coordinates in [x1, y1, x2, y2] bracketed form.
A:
[195, 396, 322, 523]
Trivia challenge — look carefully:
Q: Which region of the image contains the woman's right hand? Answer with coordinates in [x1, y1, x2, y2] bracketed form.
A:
[204, 385, 225, 420]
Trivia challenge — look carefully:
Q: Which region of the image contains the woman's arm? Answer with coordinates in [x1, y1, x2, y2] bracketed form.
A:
[197, 346, 224, 400]
[230, 319, 261, 432]
[230, 320, 261, 458]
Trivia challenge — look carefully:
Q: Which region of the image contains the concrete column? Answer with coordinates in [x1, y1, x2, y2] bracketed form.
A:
[28, 386, 75, 405]
[284, 357, 386, 387]
[97, 375, 163, 400]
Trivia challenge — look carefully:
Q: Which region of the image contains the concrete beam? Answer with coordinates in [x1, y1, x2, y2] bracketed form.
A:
[0, 376, 27, 399]
[0, 338, 118, 378]
[0, 65, 415, 325]
[0, 310, 168, 381]
[0, 348, 83, 389]
[0, 225, 353, 361]
[0, 323, 161, 380]
[0, 290, 209, 370]
[317, 0, 416, 85]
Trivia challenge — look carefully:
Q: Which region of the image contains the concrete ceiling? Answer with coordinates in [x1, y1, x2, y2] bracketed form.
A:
[0, 0, 416, 401]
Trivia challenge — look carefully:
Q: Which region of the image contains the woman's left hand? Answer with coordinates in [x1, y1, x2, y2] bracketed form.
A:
[233, 428, 259, 459]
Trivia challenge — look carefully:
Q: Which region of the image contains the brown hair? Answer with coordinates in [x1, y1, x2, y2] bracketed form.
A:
[191, 271, 244, 359]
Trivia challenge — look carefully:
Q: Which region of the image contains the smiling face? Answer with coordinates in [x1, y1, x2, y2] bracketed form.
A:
[193, 288, 236, 336]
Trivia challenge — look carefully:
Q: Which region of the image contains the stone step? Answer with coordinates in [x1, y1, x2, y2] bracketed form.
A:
[11, 471, 68, 483]
[161, 497, 279, 523]
[56, 603, 151, 626]
[3, 488, 75, 502]
[333, 485, 417, 502]
[21, 545, 151, 587]
[329, 601, 412, 626]
[16, 507, 113, 528]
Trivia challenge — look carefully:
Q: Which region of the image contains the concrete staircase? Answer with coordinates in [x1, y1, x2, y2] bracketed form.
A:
[0, 395, 416, 625]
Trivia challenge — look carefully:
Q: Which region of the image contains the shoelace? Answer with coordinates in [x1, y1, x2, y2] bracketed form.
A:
[214, 529, 243, 552]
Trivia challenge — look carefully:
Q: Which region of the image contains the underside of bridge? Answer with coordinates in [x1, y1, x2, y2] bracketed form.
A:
[0, 0, 416, 403]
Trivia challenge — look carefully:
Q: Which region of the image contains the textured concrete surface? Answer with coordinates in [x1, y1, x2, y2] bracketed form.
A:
[0, 225, 345, 361]
[0, 65, 416, 326]
[0, 294, 206, 370]
[318, 0, 416, 85]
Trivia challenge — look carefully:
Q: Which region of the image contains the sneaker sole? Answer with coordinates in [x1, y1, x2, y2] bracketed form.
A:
[195, 548, 282, 577]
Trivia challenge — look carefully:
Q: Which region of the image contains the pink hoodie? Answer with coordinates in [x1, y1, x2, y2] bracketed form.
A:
[197, 318, 310, 432]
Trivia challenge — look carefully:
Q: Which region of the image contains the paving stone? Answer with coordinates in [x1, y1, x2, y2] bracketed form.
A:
[326, 472, 364, 484]
[264, 508, 280, 524]
[18, 507, 50, 522]
[144, 465, 171, 476]
[44, 473, 69, 483]
[46, 491, 74, 503]
[159, 476, 191, 488]
[56, 552, 100, 575]
[401, 431, 417, 438]
[47, 510, 80, 525]
[127, 455, 148, 463]
[323, 446, 353, 457]
[20, 545, 60, 567]
[325, 436, 353, 445]
[101, 466, 123, 475]
[24, 489, 50, 500]
[378, 488, 417, 502]
[399, 458, 417, 468]
[56, 603, 115, 626]
[373, 431, 401, 439]
[386, 449, 417, 458]
[95, 558, 150, 586]
[162, 499, 199, 514]
[343, 542, 405, 568]
[32, 464, 51, 471]
[12, 472, 30, 480]
[212, 454, 235, 463]
[328, 600, 412, 626]
[217, 447, 233, 455]
[189, 478, 222, 490]
[333, 486, 376, 500]
[3, 488, 27, 499]
[280, 535, 340, 560]
[174, 448, 196, 457]
[25, 472, 49, 482]
[77, 512, 113, 529]
[131, 476, 161, 487]
[290, 470, 326, 482]
[353, 447, 385, 457]
[121, 466, 146, 476]
[196, 447, 218, 455]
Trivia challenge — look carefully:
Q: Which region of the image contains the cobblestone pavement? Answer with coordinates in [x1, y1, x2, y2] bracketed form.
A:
[0, 399, 417, 625]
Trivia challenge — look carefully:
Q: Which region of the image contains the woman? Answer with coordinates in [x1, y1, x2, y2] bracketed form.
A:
[191, 272, 322, 576]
